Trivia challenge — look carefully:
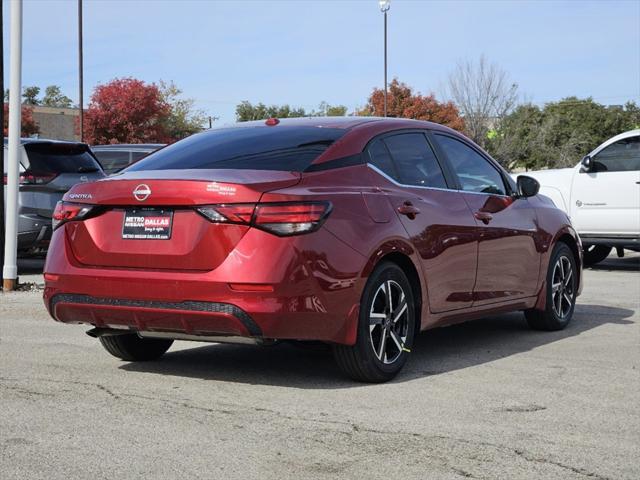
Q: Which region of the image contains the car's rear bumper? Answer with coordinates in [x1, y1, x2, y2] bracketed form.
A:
[43, 226, 366, 345]
[49, 293, 262, 337]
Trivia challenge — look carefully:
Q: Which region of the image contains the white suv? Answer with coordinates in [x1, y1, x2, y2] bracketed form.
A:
[524, 130, 640, 266]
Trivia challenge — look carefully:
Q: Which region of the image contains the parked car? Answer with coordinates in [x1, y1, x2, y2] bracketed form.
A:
[43, 117, 582, 382]
[3, 138, 105, 256]
[91, 144, 165, 174]
[523, 130, 640, 266]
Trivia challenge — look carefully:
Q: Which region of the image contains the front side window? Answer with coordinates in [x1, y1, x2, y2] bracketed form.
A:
[382, 133, 448, 189]
[435, 134, 506, 195]
[592, 136, 640, 172]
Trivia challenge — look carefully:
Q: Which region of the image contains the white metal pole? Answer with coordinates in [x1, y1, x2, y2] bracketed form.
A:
[3, 0, 23, 291]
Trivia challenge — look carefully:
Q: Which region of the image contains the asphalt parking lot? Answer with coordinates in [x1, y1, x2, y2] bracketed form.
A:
[1, 254, 638, 480]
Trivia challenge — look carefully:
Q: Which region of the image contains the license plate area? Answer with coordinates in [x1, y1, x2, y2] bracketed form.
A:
[122, 208, 173, 240]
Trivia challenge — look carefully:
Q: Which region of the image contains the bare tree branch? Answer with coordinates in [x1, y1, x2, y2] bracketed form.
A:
[448, 55, 518, 148]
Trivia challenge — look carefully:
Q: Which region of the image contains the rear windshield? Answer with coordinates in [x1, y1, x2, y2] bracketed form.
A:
[24, 143, 102, 174]
[126, 126, 346, 172]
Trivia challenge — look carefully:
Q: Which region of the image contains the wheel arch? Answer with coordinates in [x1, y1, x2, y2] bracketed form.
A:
[368, 250, 424, 335]
[555, 232, 582, 292]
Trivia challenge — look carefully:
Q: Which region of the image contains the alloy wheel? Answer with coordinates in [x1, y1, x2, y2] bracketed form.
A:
[551, 255, 575, 319]
[369, 280, 410, 364]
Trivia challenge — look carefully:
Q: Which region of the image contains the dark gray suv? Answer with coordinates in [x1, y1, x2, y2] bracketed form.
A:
[3, 138, 106, 255]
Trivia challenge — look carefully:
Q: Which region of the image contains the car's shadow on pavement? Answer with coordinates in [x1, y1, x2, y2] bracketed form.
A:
[589, 254, 640, 272]
[120, 303, 635, 388]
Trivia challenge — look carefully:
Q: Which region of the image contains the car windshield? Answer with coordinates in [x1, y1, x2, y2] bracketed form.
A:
[126, 126, 345, 172]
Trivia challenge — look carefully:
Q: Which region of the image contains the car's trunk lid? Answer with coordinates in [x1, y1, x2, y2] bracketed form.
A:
[64, 169, 300, 271]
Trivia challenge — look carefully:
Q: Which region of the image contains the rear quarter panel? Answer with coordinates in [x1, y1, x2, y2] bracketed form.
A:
[260, 164, 429, 331]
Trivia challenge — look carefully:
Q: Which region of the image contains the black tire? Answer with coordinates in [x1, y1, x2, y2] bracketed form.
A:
[582, 245, 611, 267]
[525, 242, 577, 331]
[333, 262, 416, 383]
[99, 334, 173, 361]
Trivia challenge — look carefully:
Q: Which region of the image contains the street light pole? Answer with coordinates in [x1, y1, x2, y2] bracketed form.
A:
[1, 0, 5, 287]
[379, 0, 390, 117]
[3, 0, 23, 291]
[78, 0, 84, 141]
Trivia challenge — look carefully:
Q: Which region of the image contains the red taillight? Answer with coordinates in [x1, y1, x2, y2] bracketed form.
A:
[254, 203, 330, 235]
[4, 173, 57, 185]
[22, 172, 58, 185]
[7, 172, 58, 185]
[52, 201, 94, 230]
[196, 201, 331, 236]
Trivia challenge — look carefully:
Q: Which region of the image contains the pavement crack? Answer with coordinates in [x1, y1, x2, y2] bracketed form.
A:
[513, 449, 613, 480]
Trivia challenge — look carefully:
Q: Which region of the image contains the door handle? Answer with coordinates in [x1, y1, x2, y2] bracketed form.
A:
[474, 211, 493, 224]
[398, 201, 420, 219]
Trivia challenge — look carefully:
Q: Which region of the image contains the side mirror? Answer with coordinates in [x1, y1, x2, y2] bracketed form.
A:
[580, 155, 592, 173]
[516, 175, 540, 198]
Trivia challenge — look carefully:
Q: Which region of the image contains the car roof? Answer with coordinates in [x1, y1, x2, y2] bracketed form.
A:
[91, 144, 166, 150]
[215, 116, 449, 131]
[3, 137, 89, 148]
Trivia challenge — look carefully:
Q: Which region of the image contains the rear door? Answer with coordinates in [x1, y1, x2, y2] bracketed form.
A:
[570, 134, 640, 236]
[366, 131, 478, 312]
[433, 133, 540, 305]
[21, 142, 105, 217]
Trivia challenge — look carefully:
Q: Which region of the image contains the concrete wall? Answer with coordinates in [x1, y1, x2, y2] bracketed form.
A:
[32, 106, 80, 141]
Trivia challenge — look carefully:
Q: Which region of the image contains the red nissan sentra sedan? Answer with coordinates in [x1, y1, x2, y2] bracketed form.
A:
[43, 117, 582, 382]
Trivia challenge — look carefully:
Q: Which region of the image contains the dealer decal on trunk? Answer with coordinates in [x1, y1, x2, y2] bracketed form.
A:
[122, 209, 173, 240]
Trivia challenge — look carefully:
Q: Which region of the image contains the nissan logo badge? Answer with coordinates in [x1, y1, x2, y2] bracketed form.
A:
[133, 184, 152, 201]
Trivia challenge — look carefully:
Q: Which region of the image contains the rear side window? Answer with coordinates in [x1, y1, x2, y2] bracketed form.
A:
[593, 136, 640, 172]
[131, 151, 151, 162]
[435, 134, 506, 196]
[23, 143, 101, 174]
[93, 150, 131, 173]
[367, 138, 398, 179]
[383, 133, 448, 189]
[127, 127, 346, 172]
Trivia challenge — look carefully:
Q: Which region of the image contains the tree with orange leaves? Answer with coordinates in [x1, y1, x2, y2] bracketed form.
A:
[358, 79, 464, 132]
[3, 103, 40, 137]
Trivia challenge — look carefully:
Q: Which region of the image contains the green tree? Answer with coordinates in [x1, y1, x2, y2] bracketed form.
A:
[311, 101, 347, 117]
[158, 80, 206, 139]
[42, 85, 73, 108]
[22, 86, 41, 105]
[487, 98, 640, 170]
[236, 101, 308, 121]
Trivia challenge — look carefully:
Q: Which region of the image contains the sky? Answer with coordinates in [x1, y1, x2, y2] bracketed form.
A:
[2, 0, 640, 123]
